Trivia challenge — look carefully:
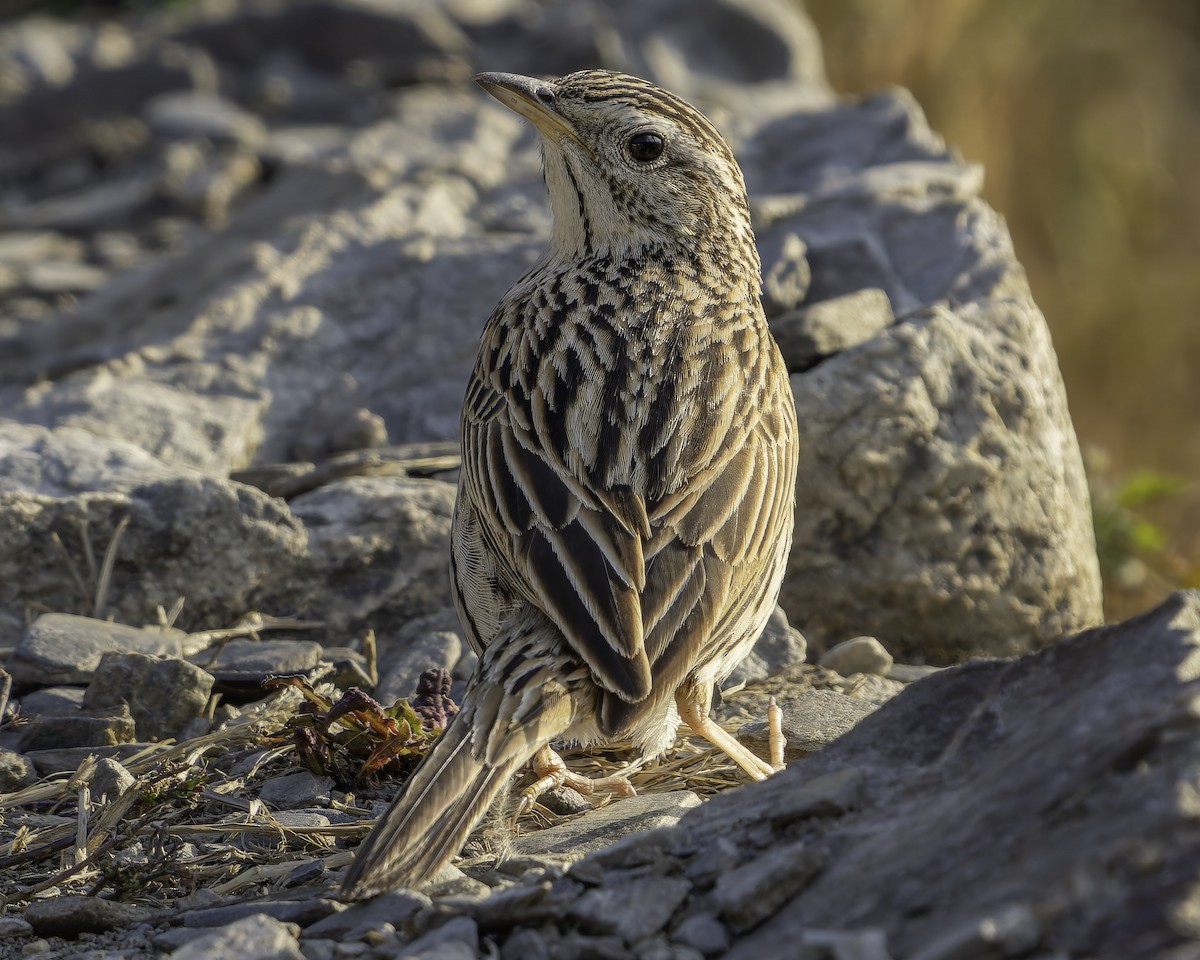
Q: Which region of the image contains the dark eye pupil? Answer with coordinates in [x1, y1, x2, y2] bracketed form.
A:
[628, 132, 664, 162]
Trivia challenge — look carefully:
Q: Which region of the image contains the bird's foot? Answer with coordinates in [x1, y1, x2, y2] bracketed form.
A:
[513, 744, 636, 823]
[678, 687, 786, 781]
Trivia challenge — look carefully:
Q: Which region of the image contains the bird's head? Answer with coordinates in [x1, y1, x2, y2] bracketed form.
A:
[477, 69, 756, 265]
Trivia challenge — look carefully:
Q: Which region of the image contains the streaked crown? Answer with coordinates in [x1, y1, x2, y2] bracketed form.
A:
[477, 69, 754, 262]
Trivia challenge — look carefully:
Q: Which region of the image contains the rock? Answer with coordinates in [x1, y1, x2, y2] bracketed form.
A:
[319, 645, 373, 692]
[374, 610, 465, 705]
[258, 771, 334, 810]
[181, 898, 341, 930]
[18, 703, 136, 751]
[671, 914, 730, 957]
[89, 756, 135, 802]
[203, 639, 324, 686]
[7, 614, 187, 687]
[169, 914, 303, 960]
[566, 875, 692, 942]
[23, 743, 147, 776]
[82, 651, 215, 740]
[710, 838, 826, 932]
[23, 260, 109, 294]
[739, 690, 878, 759]
[741, 91, 1102, 662]
[819, 636, 894, 677]
[167, 149, 262, 225]
[143, 91, 267, 146]
[510, 791, 702, 861]
[3, 177, 158, 232]
[769, 288, 894, 372]
[302, 890, 430, 941]
[16, 685, 86, 714]
[0, 917, 33, 939]
[0, 747, 36, 791]
[724, 605, 808, 687]
[289, 477, 458, 641]
[24, 895, 153, 938]
[715, 591, 1200, 958]
[398, 916, 479, 957]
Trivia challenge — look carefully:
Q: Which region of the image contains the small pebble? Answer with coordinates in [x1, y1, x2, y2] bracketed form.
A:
[820, 636, 893, 677]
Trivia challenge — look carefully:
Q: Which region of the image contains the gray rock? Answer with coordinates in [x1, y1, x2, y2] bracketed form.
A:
[82, 651, 214, 740]
[89, 756, 135, 802]
[739, 690, 878, 760]
[16, 685, 86, 715]
[398, 916, 479, 957]
[23, 743, 147, 775]
[24, 895, 153, 938]
[181, 898, 341, 930]
[302, 890, 430, 940]
[170, 914, 304, 960]
[510, 791, 702, 861]
[24, 260, 109, 293]
[3, 177, 158, 231]
[819, 636, 894, 677]
[18, 704, 136, 751]
[259, 771, 334, 810]
[500, 928, 552, 960]
[725, 605, 808, 687]
[770, 288, 894, 372]
[204, 639, 324, 685]
[144, 91, 267, 146]
[711, 838, 826, 932]
[317, 645, 373, 692]
[566, 875, 691, 942]
[671, 914, 730, 956]
[713, 591, 1200, 958]
[7, 614, 187, 687]
[0, 917, 33, 939]
[0, 748, 36, 791]
[289, 477, 457, 640]
[375, 610, 465, 705]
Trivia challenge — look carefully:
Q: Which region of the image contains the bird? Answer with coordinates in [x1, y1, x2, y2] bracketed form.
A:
[341, 68, 799, 899]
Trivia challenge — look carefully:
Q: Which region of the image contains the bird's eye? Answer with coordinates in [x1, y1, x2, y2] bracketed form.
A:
[535, 86, 555, 105]
[627, 132, 665, 163]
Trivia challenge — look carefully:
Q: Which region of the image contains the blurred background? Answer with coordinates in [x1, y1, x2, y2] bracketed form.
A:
[808, 0, 1200, 619]
[1, 0, 1197, 620]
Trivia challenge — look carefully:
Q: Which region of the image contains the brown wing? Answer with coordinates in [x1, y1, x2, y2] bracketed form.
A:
[600, 378, 798, 733]
[458, 373, 653, 703]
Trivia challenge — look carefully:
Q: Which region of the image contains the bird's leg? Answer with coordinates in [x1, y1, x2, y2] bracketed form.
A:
[676, 682, 780, 781]
[513, 744, 637, 822]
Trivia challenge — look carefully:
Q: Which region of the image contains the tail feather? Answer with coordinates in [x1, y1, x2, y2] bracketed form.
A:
[341, 712, 528, 899]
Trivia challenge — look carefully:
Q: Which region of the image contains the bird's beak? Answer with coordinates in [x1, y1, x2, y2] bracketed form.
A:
[475, 72, 585, 151]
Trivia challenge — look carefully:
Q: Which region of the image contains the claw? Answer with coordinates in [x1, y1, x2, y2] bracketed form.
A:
[512, 744, 636, 828]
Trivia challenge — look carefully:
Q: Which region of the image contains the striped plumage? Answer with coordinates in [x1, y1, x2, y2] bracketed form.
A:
[342, 69, 799, 899]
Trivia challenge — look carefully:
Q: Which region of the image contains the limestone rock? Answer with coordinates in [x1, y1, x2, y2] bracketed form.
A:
[7, 614, 186, 687]
[18, 704, 136, 751]
[169, 914, 303, 960]
[258, 771, 334, 810]
[82, 651, 214, 740]
[24, 896, 154, 939]
[819, 636, 894, 677]
[510, 791, 702, 861]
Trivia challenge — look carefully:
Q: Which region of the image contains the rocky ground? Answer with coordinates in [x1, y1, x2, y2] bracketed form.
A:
[1, 0, 1189, 958]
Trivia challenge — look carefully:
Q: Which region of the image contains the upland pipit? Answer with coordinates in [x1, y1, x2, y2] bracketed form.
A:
[342, 69, 799, 899]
